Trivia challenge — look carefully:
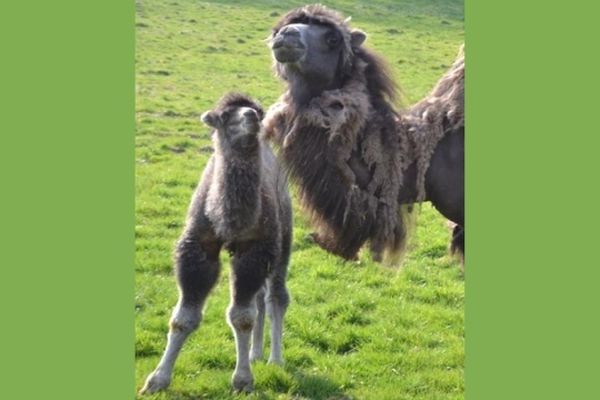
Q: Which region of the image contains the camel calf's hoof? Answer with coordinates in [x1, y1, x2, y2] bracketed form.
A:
[249, 350, 263, 363]
[268, 356, 284, 366]
[232, 374, 254, 393]
[140, 371, 171, 395]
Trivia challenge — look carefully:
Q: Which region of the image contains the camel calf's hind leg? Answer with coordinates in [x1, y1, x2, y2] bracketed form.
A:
[140, 239, 220, 395]
[266, 273, 289, 365]
[247, 276, 290, 365]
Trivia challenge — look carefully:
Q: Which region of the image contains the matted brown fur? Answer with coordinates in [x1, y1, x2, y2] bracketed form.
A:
[265, 5, 464, 263]
[265, 65, 407, 262]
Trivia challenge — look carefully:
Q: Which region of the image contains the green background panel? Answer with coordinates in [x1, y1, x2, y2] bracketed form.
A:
[0, 1, 134, 399]
[467, 1, 600, 399]
[0, 0, 599, 399]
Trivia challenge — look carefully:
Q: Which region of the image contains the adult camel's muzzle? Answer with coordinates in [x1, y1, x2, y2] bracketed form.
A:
[271, 25, 306, 63]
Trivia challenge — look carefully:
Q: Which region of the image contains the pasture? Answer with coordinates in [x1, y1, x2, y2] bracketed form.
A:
[135, 0, 464, 399]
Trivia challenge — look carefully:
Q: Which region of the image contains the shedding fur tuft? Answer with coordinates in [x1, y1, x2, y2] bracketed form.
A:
[401, 45, 464, 201]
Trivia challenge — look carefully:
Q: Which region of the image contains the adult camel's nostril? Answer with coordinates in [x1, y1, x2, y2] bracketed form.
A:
[271, 37, 285, 49]
[272, 26, 304, 50]
[280, 25, 301, 38]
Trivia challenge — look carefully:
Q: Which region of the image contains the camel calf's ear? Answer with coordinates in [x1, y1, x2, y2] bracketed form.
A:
[350, 30, 367, 48]
[201, 111, 221, 128]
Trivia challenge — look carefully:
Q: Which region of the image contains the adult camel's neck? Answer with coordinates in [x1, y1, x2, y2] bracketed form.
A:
[287, 72, 344, 108]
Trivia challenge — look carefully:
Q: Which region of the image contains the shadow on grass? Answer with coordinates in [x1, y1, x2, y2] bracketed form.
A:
[284, 365, 350, 400]
[139, 366, 350, 400]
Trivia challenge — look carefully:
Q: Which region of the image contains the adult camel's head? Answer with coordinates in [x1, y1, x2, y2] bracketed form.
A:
[269, 5, 369, 105]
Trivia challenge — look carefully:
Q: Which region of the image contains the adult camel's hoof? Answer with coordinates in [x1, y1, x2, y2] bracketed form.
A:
[139, 370, 171, 395]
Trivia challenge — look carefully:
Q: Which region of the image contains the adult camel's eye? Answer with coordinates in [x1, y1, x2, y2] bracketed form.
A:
[325, 31, 341, 47]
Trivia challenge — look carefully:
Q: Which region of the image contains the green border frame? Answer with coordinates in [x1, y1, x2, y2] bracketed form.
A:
[2, 1, 599, 398]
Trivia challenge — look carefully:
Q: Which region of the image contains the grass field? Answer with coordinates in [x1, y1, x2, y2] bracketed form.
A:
[135, 1, 464, 399]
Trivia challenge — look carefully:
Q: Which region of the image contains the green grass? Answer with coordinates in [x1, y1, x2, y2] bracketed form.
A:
[135, 1, 464, 399]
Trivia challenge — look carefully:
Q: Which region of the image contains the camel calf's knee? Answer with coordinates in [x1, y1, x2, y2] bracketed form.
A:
[170, 303, 202, 333]
[227, 304, 257, 332]
[267, 281, 290, 309]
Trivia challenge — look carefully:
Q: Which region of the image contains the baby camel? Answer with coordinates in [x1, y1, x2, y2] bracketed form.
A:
[140, 93, 292, 394]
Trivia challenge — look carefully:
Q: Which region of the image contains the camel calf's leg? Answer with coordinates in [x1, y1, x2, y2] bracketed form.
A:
[228, 299, 258, 392]
[250, 286, 266, 362]
[266, 274, 289, 365]
[140, 301, 201, 394]
[227, 245, 270, 392]
[140, 239, 220, 395]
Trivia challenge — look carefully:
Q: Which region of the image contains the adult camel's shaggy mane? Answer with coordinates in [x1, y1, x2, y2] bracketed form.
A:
[266, 5, 464, 263]
[264, 77, 409, 262]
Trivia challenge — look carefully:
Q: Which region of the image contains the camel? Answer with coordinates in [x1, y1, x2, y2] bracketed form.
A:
[140, 93, 292, 394]
[264, 4, 464, 264]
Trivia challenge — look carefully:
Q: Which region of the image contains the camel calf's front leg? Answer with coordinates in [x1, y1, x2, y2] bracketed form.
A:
[228, 300, 258, 393]
[140, 237, 221, 395]
[227, 245, 271, 392]
[140, 301, 202, 394]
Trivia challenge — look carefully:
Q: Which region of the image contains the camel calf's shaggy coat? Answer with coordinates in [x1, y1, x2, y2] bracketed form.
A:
[140, 93, 292, 394]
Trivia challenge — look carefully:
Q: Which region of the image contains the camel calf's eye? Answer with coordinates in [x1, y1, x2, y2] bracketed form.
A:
[329, 101, 344, 110]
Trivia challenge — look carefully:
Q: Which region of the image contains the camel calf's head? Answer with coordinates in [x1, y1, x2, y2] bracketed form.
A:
[201, 93, 264, 150]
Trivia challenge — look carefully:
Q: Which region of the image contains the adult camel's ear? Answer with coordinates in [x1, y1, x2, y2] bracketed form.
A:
[201, 111, 221, 128]
[350, 30, 367, 48]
